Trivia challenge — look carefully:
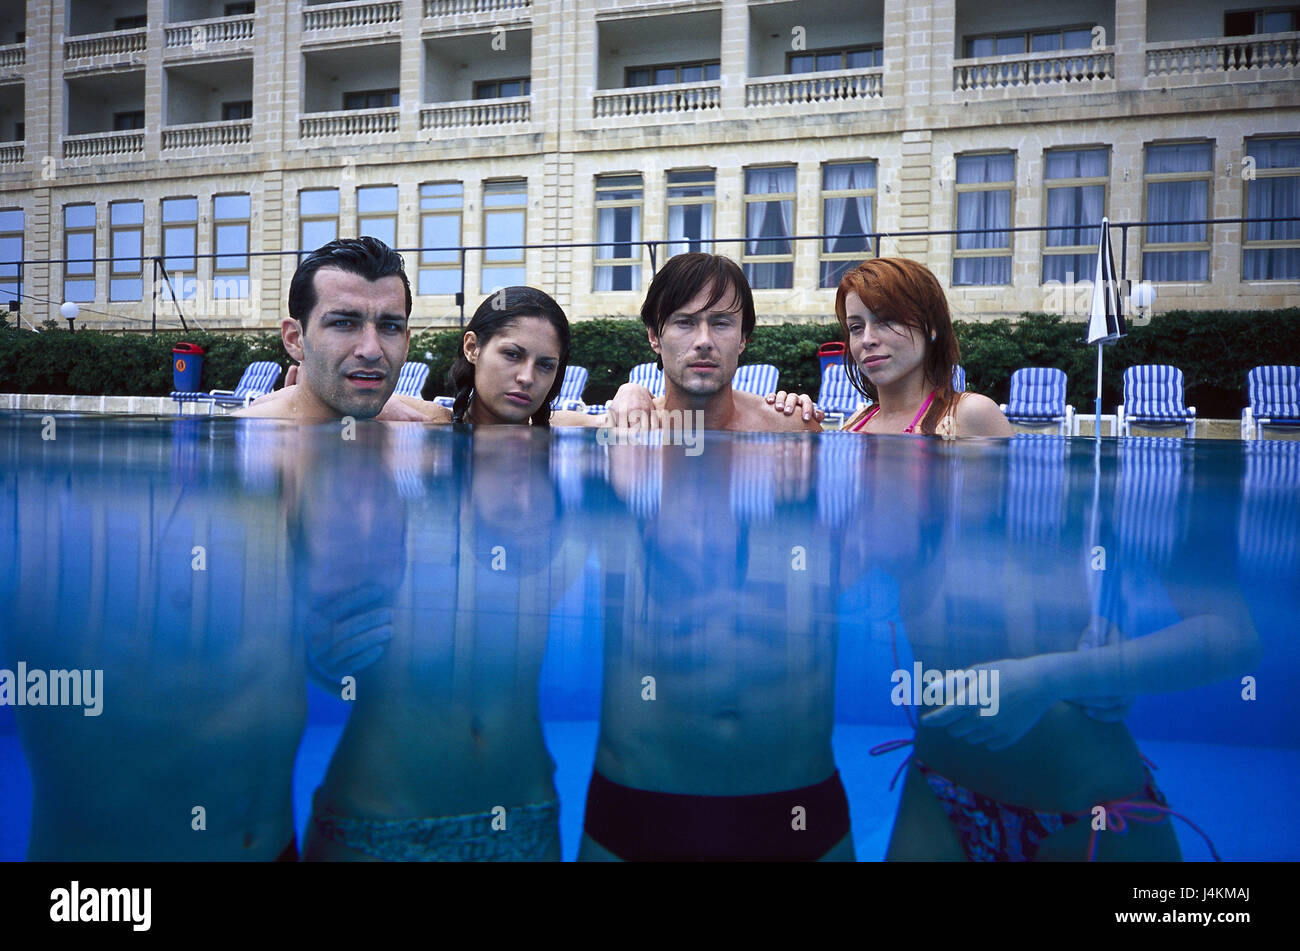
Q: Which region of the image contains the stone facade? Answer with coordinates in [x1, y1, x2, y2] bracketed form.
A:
[0, 0, 1296, 331]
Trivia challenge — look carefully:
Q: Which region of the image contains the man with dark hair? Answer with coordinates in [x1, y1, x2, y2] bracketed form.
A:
[239, 237, 445, 421]
[607, 252, 822, 432]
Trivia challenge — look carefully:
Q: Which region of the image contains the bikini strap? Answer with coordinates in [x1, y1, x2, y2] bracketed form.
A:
[904, 390, 938, 434]
[851, 404, 881, 433]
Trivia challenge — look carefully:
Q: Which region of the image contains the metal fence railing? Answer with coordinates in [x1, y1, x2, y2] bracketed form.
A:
[3, 215, 1296, 332]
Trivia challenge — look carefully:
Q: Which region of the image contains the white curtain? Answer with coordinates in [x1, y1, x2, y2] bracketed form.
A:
[1143, 143, 1211, 281]
[954, 154, 1012, 285]
[745, 167, 796, 288]
[595, 206, 615, 291]
[1044, 149, 1108, 282]
[669, 202, 712, 256]
[1244, 139, 1300, 280]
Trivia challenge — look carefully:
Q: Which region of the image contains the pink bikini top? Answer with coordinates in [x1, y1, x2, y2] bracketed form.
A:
[852, 390, 937, 434]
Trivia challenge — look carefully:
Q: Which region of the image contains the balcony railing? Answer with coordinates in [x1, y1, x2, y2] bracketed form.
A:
[594, 81, 720, 118]
[304, 1, 402, 32]
[420, 96, 530, 129]
[954, 48, 1114, 90]
[299, 107, 400, 138]
[163, 15, 255, 50]
[1146, 32, 1300, 75]
[746, 67, 884, 106]
[162, 119, 252, 151]
[0, 142, 23, 165]
[65, 28, 148, 61]
[62, 131, 145, 160]
[425, 0, 531, 14]
[0, 42, 24, 69]
[426, 0, 527, 14]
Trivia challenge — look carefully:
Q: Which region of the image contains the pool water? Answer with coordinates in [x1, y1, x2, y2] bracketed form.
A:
[0, 414, 1296, 861]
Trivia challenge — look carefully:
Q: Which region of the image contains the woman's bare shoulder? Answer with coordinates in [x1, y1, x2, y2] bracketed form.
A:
[953, 392, 1015, 436]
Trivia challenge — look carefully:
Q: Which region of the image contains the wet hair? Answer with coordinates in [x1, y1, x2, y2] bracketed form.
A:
[835, 257, 961, 436]
[640, 253, 756, 361]
[288, 236, 412, 329]
[448, 286, 571, 427]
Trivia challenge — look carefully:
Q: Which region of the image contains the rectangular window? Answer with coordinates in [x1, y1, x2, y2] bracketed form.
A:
[113, 111, 145, 131]
[743, 165, 796, 290]
[482, 180, 526, 293]
[419, 182, 462, 296]
[626, 61, 720, 87]
[343, 89, 399, 110]
[965, 27, 1093, 57]
[788, 46, 883, 73]
[13, 121, 23, 141]
[1042, 147, 1109, 284]
[213, 193, 250, 298]
[114, 15, 147, 30]
[667, 169, 715, 256]
[357, 185, 398, 250]
[474, 78, 531, 99]
[1225, 8, 1300, 35]
[161, 197, 198, 300]
[64, 204, 96, 303]
[1243, 136, 1300, 280]
[820, 161, 876, 288]
[1142, 142, 1212, 282]
[221, 100, 253, 121]
[954, 152, 1014, 285]
[109, 200, 144, 301]
[225, 2, 255, 14]
[299, 188, 339, 259]
[0, 208, 22, 308]
[594, 174, 643, 292]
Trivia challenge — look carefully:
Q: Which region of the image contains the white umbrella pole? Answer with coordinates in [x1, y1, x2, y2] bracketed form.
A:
[1095, 343, 1104, 438]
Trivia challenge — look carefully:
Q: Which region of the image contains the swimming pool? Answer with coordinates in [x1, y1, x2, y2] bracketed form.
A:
[0, 413, 1296, 861]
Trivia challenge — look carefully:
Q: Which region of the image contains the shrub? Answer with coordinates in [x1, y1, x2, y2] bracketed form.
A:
[3, 309, 1296, 418]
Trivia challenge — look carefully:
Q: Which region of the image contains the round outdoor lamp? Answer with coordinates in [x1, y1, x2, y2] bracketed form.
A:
[1129, 281, 1156, 318]
[60, 301, 78, 331]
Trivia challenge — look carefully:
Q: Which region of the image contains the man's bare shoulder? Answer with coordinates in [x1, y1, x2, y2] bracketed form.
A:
[393, 394, 452, 423]
[731, 390, 818, 433]
[233, 388, 296, 418]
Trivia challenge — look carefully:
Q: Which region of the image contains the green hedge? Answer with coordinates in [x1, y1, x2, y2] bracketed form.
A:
[3, 309, 1297, 418]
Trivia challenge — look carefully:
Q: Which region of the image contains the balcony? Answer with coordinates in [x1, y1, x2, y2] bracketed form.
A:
[419, 95, 530, 131]
[62, 130, 145, 161]
[0, 142, 22, 165]
[162, 119, 252, 152]
[953, 47, 1115, 92]
[303, 1, 402, 39]
[594, 81, 720, 119]
[425, 0, 531, 15]
[0, 41, 23, 71]
[1146, 32, 1300, 78]
[299, 107, 400, 139]
[746, 67, 884, 108]
[65, 28, 148, 68]
[163, 15, 254, 60]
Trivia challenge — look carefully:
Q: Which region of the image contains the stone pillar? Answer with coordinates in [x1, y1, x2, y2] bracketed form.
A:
[719, 0, 748, 114]
[1112, 0, 1146, 91]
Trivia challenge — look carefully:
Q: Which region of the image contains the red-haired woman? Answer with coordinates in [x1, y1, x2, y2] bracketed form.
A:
[836, 258, 1013, 437]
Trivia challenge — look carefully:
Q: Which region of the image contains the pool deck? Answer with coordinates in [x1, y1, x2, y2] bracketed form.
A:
[4, 392, 1298, 440]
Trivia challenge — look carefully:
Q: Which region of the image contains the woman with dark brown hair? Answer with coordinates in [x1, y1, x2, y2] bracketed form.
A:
[835, 258, 1013, 437]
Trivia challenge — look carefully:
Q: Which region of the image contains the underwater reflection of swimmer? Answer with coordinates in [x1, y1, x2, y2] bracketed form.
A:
[4, 421, 304, 860]
[581, 438, 852, 861]
[841, 441, 1260, 861]
[301, 427, 580, 861]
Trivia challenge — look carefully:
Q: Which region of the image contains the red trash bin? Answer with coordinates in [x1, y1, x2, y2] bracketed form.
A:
[817, 342, 846, 376]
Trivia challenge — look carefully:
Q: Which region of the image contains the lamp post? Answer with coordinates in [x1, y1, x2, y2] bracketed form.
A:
[60, 301, 78, 332]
